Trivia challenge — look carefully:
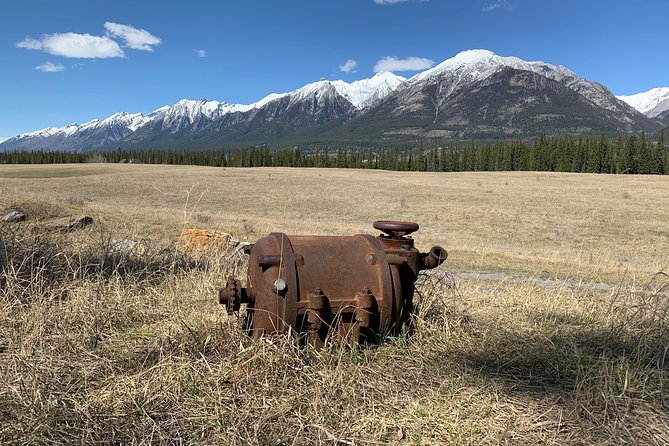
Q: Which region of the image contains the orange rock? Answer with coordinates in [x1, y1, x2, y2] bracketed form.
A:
[178, 228, 232, 251]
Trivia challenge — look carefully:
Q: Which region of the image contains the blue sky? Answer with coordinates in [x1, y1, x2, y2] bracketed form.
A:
[1, 0, 668, 140]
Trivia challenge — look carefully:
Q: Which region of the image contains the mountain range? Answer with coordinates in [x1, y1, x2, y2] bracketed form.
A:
[1, 49, 665, 152]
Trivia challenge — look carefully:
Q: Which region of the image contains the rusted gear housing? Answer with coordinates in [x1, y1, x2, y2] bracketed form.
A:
[219, 221, 447, 347]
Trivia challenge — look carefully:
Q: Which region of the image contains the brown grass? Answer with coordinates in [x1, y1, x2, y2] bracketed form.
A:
[2, 164, 667, 281]
[1, 164, 669, 445]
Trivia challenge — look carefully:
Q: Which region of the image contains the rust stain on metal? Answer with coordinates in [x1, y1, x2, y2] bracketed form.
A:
[219, 221, 447, 347]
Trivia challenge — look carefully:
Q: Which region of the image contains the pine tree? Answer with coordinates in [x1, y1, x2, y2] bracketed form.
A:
[652, 130, 666, 175]
[638, 133, 653, 174]
[596, 135, 609, 174]
[622, 134, 639, 174]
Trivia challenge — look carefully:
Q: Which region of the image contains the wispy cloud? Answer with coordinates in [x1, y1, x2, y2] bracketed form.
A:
[339, 59, 358, 73]
[482, 0, 512, 12]
[16, 33, 124, 58]
[195, 49, 207, 57]
[104, 22, 161, 51]
[0, 137, 9, 143]
[373, 56, 434, 73]
[35, 61, 65, 72]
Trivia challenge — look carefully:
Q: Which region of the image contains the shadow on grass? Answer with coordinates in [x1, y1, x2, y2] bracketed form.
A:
[0, 223, 205, 303]
[456, 321, 669, 393]
[415, 270, 669, 442]
[417, 270, 669, 394]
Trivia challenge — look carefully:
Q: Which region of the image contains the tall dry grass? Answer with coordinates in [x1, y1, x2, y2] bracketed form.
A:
[1, 219, 668, 445]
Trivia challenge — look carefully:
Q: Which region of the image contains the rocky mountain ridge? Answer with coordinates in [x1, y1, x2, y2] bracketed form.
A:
[1, 50, 662, 152]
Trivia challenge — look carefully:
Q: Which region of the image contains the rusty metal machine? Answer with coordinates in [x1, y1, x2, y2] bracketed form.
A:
[219, 221, 447, 347]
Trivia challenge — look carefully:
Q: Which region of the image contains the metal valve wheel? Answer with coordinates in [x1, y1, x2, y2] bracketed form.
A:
[373, 220, 419, 238]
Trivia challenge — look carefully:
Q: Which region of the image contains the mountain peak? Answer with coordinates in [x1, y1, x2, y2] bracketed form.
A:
[451, 49, 497, 62]
[258, 74, 407, 110]
[370, 71, 405, 81]
[411, 49, 576, 85]
[617, 87, 669, 117]
[331, 72, 406, 108]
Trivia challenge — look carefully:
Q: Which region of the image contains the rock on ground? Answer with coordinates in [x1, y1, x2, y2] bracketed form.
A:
[2, 211, 26, 223]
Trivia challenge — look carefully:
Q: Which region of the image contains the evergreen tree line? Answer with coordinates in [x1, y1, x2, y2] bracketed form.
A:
[1, 132, 666, 175]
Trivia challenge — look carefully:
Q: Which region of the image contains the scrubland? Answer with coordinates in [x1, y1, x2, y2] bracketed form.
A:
[1, 164, 668, 445]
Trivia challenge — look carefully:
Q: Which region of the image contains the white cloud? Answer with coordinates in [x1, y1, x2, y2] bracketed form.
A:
[373, 56, 434, 73]
[15, 38, 42, 50]
[482, 0, 512, 12]
[196, 49, 207, 57]
[104, 22, 161, 51]
[17, 32, 124, 58]
[339, 59, 358, 73]
[0, 137, 9, 143]
[35, 61, 65, 72]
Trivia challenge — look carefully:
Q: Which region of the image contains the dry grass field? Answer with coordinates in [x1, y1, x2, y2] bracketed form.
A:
[1, 164, 668, 445]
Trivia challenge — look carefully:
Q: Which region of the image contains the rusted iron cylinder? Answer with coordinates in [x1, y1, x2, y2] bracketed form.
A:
[219, 220, 447, 346]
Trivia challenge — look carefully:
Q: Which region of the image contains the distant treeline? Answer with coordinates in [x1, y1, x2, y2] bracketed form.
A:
[1, 132, 666, 175]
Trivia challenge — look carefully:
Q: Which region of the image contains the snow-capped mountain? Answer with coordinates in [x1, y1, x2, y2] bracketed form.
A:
[4, 111, 159, 152]
[0, 49, 660, 152]
[1, 72, 405, 151]
[13, 112, 151, 141]
[340, 49, 656, 139]
[617, 87, 669, 119]
[255, 50, 657, 139]
[240, 71, 406, 112]
[400, 49, 637, 121]
[411, 49, 572, 87]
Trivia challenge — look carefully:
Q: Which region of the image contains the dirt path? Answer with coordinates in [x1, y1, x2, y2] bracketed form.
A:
[427, 268, 669, 297]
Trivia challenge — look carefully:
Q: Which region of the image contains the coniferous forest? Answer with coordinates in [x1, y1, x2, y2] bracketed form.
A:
[1, 133, 666, 175]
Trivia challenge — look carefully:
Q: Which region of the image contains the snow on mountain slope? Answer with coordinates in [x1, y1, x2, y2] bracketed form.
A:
[157, 99, 256, 132]
[410, 49, 574, 91]
[4, 72, 404, 146]
[617, 87, 669, 117]
[282, 80, 341, 105]
[407, 49, 632, 117]
[14, 126, 73, 140]
[407, 50, 576, 94]
[332, 72, 406, 108]
[257, 71, 406, 111]
[13, 112, 153, 141]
